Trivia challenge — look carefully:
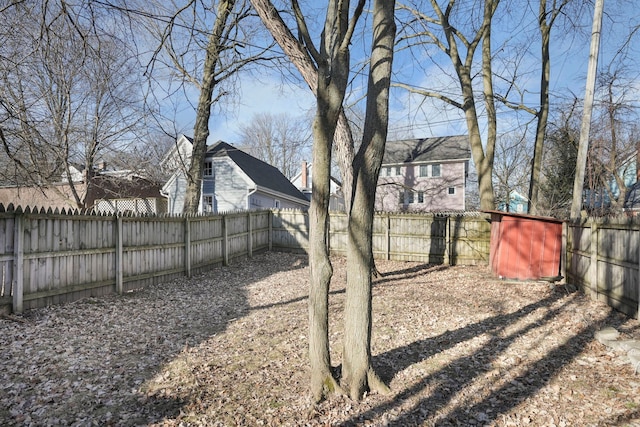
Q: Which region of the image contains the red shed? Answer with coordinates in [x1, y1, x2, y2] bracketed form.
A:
[484, 210, 563, 281]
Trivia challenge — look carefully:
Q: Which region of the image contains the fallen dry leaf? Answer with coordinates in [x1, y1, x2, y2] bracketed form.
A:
[1, 251, 639, 426]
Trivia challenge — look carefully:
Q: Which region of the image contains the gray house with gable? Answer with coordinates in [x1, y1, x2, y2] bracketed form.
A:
[161, 135, 309, 214]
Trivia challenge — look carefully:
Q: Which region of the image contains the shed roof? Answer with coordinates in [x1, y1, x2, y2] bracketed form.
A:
[383, 135, 471, 165]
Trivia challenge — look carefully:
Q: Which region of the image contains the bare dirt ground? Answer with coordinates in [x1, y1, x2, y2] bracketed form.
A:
[2, 251, 640, 427]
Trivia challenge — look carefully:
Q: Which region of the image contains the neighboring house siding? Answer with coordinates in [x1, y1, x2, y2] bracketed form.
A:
[249, 192, 273, 209]
[375, 161, 466, 212]
[212, 158, 249, 212]
[162, 137, 309, 214]
[164, 172, 188, 215]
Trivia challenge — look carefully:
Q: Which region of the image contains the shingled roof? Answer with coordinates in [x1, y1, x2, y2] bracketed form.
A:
[383, 135, 471, 165]
[206, 141, 308, 203]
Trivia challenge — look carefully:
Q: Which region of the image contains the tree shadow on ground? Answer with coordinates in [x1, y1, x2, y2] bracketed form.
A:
[339, 287, 627, 426]
[0, 252, 308, 426]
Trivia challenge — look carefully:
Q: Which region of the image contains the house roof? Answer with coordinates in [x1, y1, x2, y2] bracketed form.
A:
[383, 135, 471, 165]
[85, 175, 163, 206]
[206, 141, 308, 203]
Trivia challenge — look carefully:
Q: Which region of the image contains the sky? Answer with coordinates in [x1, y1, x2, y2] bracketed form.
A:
[170, 1, 640, 148]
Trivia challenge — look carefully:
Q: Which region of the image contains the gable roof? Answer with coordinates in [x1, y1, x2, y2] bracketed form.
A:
[206, 141, 308, 203]
[383, 135, 471, 165]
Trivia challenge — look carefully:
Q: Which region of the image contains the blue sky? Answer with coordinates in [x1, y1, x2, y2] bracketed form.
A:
[173, 1, 640, 147]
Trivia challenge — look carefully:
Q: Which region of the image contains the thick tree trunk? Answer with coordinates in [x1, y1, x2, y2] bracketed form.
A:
[306, 0, 358, 401]
[342, 0, 395, 400]
[308, 103, 341, 402]
[529, 0, 571, 215]
[183, 0, 235, 214]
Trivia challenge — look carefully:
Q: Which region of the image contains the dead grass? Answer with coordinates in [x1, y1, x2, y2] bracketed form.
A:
[1, 251, 640, 426]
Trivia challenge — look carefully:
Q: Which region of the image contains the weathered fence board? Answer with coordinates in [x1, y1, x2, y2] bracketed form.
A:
[7, 205, 638, 320]
[0, 208, 273, 313]
[567, 218, 640, 318]
[274, 210, 491, 265]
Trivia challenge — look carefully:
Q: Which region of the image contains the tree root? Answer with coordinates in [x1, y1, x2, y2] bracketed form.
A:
[367, 368, 391, 396]
[344, 366, 391, 400]
[311, 372, 344, 403]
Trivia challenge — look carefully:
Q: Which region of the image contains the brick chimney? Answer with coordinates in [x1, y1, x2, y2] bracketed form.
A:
[301, 161, 308, 189]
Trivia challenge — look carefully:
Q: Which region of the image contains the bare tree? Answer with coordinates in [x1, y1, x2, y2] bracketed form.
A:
[0, 1, 146, 208]
[251, 0, 396, 401]
[493, 134, 532, 212]
[538, 101, 580, 218]
[237, 112, 312, 179]
[394, 0, 500, 210]
[584, 69, 640, 215]
[249, 0, 356, 213]
[134, 0, 275, 214]
[343, 0, 396, 399]
[525, 0, 573, 214]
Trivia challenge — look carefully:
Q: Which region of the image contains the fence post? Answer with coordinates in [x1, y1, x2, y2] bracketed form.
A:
[561, 221, 567, 284]
[268, 210, 273, 251]
[115, 215, 123, 294]
[223, 215, 229, 266]
[12, 212, 24, 314]
[444, 216, 451, 266]
[247, 212, 253, 258]
[185, 217, 191, 278]
[589, 220, 598, 300]
[386, 213, 391, 260]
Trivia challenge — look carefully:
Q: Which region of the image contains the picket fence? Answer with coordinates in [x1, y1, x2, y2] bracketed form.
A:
[0, 205, 272, 313]
[0, 206, 491, 314]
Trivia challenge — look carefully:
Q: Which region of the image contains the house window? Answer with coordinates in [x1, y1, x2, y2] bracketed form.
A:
[401, 189, 415, 205]
[418, 191, 424, 203]
[385, 167, 391, 177]
[274, 199, 281, 208]
[203, 195, 214, 212]
[448, 187, 455, 195]
[431, 164, 441, 177]
[204, 161, 213, 176]
[395, 166, 401, 176]
[419, 165, 428, 177]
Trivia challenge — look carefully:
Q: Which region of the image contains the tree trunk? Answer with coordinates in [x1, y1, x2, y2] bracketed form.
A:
[441, 0, 498, 210]
[343, 0, 395, 400]
[529, 0, 564, 215]
[249, 0, 355, 213]
[306, 0, 359, 401]
[308, 106, 339, 402]
[183, 0, 235, 214]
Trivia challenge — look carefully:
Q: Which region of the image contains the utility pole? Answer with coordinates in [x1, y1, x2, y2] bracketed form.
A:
[570, 0, 604, 219]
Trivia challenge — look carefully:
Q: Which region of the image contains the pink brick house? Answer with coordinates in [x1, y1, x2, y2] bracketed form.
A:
[375, 135, 471, 212]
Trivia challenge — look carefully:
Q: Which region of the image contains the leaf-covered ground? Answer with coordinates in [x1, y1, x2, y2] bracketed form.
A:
[1, 251, 640, 426]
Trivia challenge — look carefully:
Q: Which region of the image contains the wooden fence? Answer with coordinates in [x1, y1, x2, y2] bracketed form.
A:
[4, 204, 640, 319]
[0, 206, 272, 313]
[566, 218, 640, 318]
[0, 207, 492, 314]
[272, 210, 491, 265]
